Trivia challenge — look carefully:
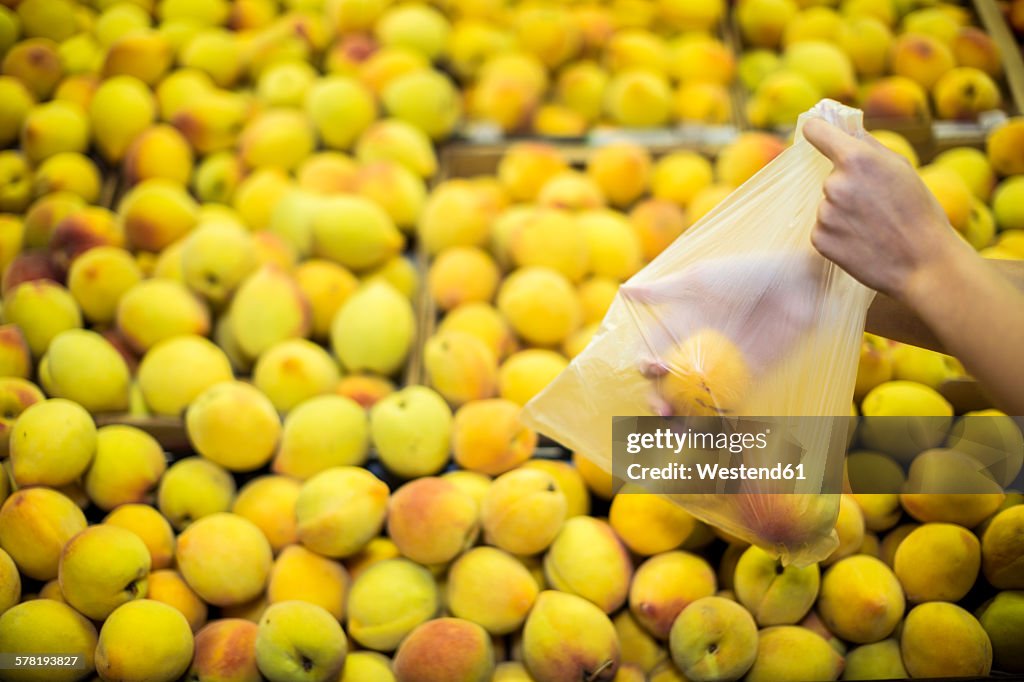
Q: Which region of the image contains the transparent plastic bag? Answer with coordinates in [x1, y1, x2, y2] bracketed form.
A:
[522, 100, 876, 565]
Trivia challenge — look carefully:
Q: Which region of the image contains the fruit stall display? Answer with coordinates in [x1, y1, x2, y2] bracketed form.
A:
[0, 0, 1023, 681]
[731, 0, 1024, 134]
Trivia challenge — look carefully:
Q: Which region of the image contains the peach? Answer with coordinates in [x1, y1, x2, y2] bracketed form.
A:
[177, 512, 273, 607]
[977, 590, 1024, 674]
[21, 100, 90, 165]
[267, 544, 349, 620]
[428, 246, 500, 311]
[986, 117, 1024, 177]
[614, 610, 667, 674]
[229, 266, 310, 359]
[0, 487, 86, 580]
[843, 639, 907, 680]
[387, 477, 479, 566]
[586, 142, 652, 208]
[2, 37, 62, 99]
[66, 246, 143, 326]
[669, 596, 758, 682]
[579, 209, 643, 281]
[147, 569, 207, 633]
[231, 476, 301, 553]
[157, 457, 237, 530]
[356, 118, 438, 178]
[253, 600, 348, 682]
[498, 267, 583, 347]
[609, 492, 695, 556]
[734, 544, 819, 626]
[2, 280, 81, 357]
[523, 590, 620, 682]
[544, 516, 632, 613]
[331, 281, 414, 377]
[933, 67, 1001, 120]
[424, 331, 499, 407]
[104, 504, 176, 571]
[628, 199, 688, 260]
[0, 600, 98, 681]
[901, 602, 992, 677]
[438, 303, 517, 361]
[0, 377, 44, 455]
[522, 459, 590, 518]
[823, 494, 866, 565]
[508, 208, 589, 283]
[83, 425, 166, 511]
[894, 522, 980, 602]
[189, 619, 262, 682]
[860, 76, 929, 121]
[59, 524, 150, 621]
[346, 558, 439, 651]
[293, 260, 358, 340]
[745, 70, 821, 128]
[603, 69, 671, 127]
[714, 132, 786, 188]
[362, 254, 420, 300]
[392, 619, 494, 682]
[497, 144, 569, 203]
[274, 395, 369, 479]
[418, 180, 494, 256]
[891, 33, 955, 89]
[370, 386, 452, 478]
[482, 468, 568, 556]
[355, 160, 426, 232]
[818, 555, 905, 643]
[123, 124, 193, 186]
[238, 109, 316, 172]
[9, 398, 95, 488]
[252, 339, 340, 414]
[900, 449, 1005, 526]
[737, 0, 798, 48]
[296, 466, 389, 558]
[186, 380, 280, 472]
[451, 399, 536, 475]
[233, 168, 293, 231]
[333, 374, 393, 409]
[783, 39, 857, 100]
[137, 335, 233, 417]
[0, 546, 18, 614]
[116, 279, 209, 354]
[382, 69, 461, 141]
[673, 81, 732, 126]
[745, 626, 843, 682]
[447, 546, 539, 635]
[33, 152, 101, 202]
[952, 26, 1002, 77]
[982, 506, 1024, 589]
[630, 551, 716, 639]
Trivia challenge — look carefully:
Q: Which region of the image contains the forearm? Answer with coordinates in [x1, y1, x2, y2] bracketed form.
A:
[898, 248, 1024, 415]
[865, 259, 1024, 353]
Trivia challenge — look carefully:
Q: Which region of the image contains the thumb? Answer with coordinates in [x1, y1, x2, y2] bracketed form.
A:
[802, 118, 861, 164]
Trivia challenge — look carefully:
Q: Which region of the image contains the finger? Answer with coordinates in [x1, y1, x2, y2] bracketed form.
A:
[802, 118, 862, 165]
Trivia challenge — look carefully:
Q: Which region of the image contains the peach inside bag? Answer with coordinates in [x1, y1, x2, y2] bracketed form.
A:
[522, 100, 876, 566]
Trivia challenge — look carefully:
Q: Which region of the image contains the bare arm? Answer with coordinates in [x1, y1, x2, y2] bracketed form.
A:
[803, 118, 1024, 416]
[865, 260, 1024, 353]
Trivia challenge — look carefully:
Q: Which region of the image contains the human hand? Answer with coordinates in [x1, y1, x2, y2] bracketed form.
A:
[801, 118, 970, 302]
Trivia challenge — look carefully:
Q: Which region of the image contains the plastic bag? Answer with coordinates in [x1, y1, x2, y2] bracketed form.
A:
[522, 100, 876, 565]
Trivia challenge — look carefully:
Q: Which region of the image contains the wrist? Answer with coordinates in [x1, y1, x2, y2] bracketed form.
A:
[897, 230, 977, 310]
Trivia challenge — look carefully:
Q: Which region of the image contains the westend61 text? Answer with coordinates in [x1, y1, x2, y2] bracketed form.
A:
[626, 461, 807, 481]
